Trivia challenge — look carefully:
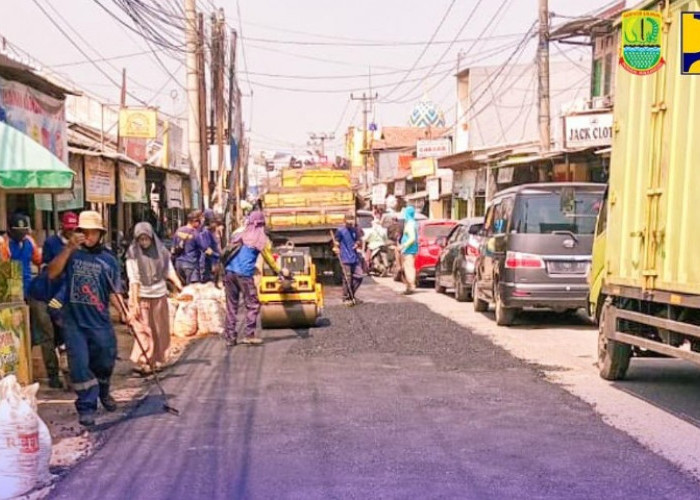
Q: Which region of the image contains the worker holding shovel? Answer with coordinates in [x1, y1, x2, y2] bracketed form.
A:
[333, 214, 363, 307]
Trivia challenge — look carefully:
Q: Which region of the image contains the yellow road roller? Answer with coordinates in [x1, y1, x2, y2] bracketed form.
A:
[259, 245, 323, 329]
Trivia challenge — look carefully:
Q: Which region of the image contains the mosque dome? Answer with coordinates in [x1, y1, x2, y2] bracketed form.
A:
[408, 96, 446, 128]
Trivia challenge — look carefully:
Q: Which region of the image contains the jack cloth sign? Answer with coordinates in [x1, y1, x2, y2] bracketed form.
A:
[119, 108, 157, 139]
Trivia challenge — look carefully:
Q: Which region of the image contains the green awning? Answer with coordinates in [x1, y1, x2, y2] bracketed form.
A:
[0, 120, 74, 191]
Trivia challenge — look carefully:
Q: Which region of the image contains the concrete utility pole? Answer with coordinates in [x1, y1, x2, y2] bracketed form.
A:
[537, 0, 551, 152]
[185, 0, 201, 208]
[226, 29, 242, 227]
[211, 9, 226, 211]
[115, 68, 127, 244]
[350, 92, 378, 189]
[196, 13, 209, 208]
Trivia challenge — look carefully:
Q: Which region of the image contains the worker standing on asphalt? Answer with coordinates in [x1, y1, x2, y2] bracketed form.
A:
[400, 206, 419, 295]
[126, 222, 182, 375]
[223, 210, 283, 347]
[171, 210, 203, 285]
[334, 214, 363, 306]
[197, 210, 221, 284]
[47, 211, 123, 427]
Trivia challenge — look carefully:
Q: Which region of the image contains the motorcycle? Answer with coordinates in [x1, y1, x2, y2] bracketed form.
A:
[368, 245, 391, 277]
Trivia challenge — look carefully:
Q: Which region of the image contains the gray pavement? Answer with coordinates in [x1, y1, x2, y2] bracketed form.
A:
[50, 282, 700, 499]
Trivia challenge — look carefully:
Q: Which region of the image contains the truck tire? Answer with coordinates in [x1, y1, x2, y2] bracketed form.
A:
[454, 272, 469, 302]
[473, 280, 488, 313]
[597, 304, 631, 380]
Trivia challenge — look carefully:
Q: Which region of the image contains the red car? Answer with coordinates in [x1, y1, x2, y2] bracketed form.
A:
[415, 219, 458, 285]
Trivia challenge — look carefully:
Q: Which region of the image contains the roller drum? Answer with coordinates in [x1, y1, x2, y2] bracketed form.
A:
[260, 303, 318, 329]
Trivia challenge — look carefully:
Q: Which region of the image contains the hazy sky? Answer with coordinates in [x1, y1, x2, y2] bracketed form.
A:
[0, 0, 617, 156]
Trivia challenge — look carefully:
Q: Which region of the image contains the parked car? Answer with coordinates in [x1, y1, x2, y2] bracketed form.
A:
[434, 217, 485, 302]
[356, 210, 374, 232]
[472, 182, 605, 326]
[415, 219, 458, 285]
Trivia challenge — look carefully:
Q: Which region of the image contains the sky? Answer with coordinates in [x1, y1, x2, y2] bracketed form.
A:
[0, 0, 619, 158]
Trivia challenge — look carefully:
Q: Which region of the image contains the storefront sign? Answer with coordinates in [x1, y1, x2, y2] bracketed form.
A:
[166, 173, 183, 209]
[0, 303, 32, 384]
[410, 158, 436, 178]
[182, 180, 192, 210]
[124, 138, 148, 163]
[85, 156, 116, 204]
[437, 168, 453, 196]
[416, 138, 452, 159]
[118, 108, 157, 139]
[563, 113, 613, 149]
[164, 121, 187, 171]
[0, 76, 67, 162]
[427, 178, 441, 201]
[35, 154, 85, 211]
[120, 164, 147, 203]
[394, 179, 406, 197]
[371, 183, 387, 206]
[398, 155, 412, 173]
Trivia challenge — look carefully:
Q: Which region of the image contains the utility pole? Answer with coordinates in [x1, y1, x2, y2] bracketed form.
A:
[115, 68, 127, 244]
[350, 92, 378, 189]
[213, 10, 226, 212]
[307, 132, 335, 158]
[537, 0, 551, 152]
[226, 29, 239, 230]
[197, 13, 209, 208]
[185, 0, 201, 208]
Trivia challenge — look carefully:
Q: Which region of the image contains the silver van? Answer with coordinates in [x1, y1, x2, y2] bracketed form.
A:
[472, 183, 605, 326]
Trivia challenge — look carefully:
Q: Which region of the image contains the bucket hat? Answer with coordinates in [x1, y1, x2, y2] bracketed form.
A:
[78, 211, 106, 232]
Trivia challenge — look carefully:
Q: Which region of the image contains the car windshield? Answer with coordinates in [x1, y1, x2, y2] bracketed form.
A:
[512, 190, 603, 235]
[357, 215, 372, 229]
[422, 224, 454, 240]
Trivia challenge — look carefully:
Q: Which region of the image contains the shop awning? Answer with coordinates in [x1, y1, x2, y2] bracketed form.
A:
[0, 121, 74, 191]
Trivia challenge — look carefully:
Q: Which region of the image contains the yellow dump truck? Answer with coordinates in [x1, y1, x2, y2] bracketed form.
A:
[263, 168, 356, 279]
[591, 1, 700, 379]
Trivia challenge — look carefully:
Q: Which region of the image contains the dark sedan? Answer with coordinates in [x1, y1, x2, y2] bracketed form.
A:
[434, 217, 484, 302]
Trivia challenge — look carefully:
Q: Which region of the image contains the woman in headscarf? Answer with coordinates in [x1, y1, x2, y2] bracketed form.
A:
[400, 205, 419, 295]
[223, 210, 283, 347]
[126, 222, 183, 374]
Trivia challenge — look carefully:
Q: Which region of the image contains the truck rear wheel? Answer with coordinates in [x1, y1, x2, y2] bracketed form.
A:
[598, 303, 631, 381]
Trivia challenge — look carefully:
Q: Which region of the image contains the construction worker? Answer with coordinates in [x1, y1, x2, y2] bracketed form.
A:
[171, 210, 203, 285]
[334, 214, 363, 306]
[6, 213, 42, 298]
[197, 210, 221, 284]
[47, 211, 122, 427]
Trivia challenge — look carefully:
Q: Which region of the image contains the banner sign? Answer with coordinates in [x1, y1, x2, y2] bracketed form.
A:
[120, 164, 147, 203]
[165, 173, 183, 209]
[85, 156, 116, 204]
[118, 108, 157, 139]
[371, 183, 387, 206]
[0, 303, 32, 385]
[410, 158, 436, 178]
[0, 76, 67, 162]
[427, 178, 441, 201]
[394, 179, 406, 197]
[563, 113, 613, 149]
[416, 138, 452, 159]
[35, 154, 85, 211]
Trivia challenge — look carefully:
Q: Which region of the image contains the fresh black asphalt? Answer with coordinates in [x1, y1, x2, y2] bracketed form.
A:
[50, 283, 700, 499]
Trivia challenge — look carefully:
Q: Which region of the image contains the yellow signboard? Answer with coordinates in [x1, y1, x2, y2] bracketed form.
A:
[85, 156, 116, 204]
[0, 303, 32, 384]
[410, 158, 436, 178]
[119, 108, 157, 139]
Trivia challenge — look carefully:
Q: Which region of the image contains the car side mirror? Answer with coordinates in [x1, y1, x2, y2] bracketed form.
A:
[469, 224, 483, 236]
[436, 236, 447, 248]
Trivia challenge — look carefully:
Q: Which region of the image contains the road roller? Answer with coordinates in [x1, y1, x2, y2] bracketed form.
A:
[259, 245, 324, 329]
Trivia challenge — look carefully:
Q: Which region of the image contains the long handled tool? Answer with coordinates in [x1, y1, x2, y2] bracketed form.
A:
[330, 230, 356, 305]
[104, 272, 180, 416]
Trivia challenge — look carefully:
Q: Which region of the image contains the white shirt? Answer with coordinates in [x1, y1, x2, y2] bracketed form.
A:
[126, 258, 172, 298]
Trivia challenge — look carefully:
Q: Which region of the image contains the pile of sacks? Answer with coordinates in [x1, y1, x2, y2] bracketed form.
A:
[0, 374, 53, 499]
[170, 282, 226, 338]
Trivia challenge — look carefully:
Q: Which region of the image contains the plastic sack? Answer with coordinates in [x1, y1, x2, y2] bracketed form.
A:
[197, 282, 224, 302]
[197, 299, 225, 335]
[173, 301, 198, 338]
[168, 299, 179, 336]
[0, 376, 40, 499]
[21, 384, 53, 486]
[177, 284, 201, 302]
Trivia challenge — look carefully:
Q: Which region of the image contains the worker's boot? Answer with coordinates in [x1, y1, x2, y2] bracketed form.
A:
[48, 373, 63, 390]
[99, 382, 118, 412]
[79, 413, 96, 427]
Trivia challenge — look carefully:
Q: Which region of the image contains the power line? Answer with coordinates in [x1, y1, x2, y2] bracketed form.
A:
[51, 48, 166, 68]
[381, 0, 457, 101]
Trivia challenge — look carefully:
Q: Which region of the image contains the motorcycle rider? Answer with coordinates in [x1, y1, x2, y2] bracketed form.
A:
[362, 218, 389, 276]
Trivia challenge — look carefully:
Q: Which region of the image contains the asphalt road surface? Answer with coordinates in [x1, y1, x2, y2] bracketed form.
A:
[50, 282, 700, 499]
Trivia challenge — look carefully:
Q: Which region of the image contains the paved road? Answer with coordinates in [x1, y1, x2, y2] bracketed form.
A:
[50, 282, 700, 499]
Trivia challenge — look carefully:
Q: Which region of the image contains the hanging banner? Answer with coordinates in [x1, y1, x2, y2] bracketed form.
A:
[165, 173, 183, 209]
[85, 156, 116, 204]
[35, 154, 85, 211]
[118, 108, 157, 139]
[371, 183, 387, 206]
[120, 164, 147, 203]
[181, 180, 192, 210]
[410, 158, 436, 178]
[124, 138, 148, 163]
[0, 76, 67, 162]
[427, 178, 441, 201]
[0, 303, 32, 385]
[394, 179, 406, 197]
